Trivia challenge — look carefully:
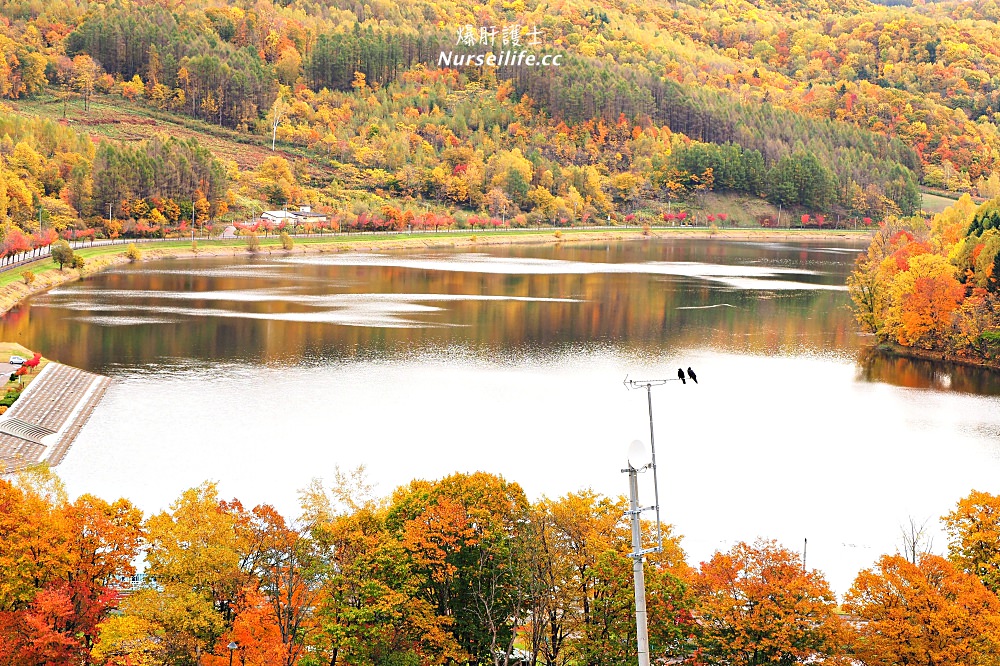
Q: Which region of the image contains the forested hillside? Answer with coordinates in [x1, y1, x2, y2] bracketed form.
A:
[0, 0, 998, 243]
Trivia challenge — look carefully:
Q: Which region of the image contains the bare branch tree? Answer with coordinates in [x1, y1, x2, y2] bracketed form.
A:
[899, 516, 935, 565]
[270, 93, 290, 151]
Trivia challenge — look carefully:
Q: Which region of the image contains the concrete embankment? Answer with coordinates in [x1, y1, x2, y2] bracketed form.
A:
[0, 362, 110, 474]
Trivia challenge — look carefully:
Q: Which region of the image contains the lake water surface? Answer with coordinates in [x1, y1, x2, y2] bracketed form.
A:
[3, 238, 1000, 594]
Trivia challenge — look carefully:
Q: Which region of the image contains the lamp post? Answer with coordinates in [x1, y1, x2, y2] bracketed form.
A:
[623, 371, 696, 666]
[227, 641, 239, 666]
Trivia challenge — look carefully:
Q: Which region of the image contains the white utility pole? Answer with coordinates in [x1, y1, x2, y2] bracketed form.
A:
[623, 371, 696, 666]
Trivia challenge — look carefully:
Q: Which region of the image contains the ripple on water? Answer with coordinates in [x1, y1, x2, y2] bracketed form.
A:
[279, 253, 827, 279]
[37, 291, 584, 328]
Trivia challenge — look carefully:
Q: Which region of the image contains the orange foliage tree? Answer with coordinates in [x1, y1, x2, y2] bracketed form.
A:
[844, 554, 1000, 666]
[0, 469, 142, 665]
[694, 539, 849, 665]
[244, 504, 324, 666]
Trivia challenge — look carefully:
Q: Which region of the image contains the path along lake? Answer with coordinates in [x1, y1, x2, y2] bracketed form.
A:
[3, 237, 1000, 594]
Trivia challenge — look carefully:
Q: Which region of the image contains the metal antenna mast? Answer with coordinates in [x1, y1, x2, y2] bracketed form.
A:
[623, 370, 695, 666]
[624, 375, 686, 552]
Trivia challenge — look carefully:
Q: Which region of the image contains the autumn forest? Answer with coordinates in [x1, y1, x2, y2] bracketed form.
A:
[3, 467, 1000, 666]
[6, 0, 1000, 253]
[3, 0, 1000, 662]
[847, 193, 1000, 364]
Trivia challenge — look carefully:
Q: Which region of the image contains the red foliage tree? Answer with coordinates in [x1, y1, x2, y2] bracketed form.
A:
[31, 229, 57, 251]
[4, 229, 31, 259]
[23, 354, 41, 372]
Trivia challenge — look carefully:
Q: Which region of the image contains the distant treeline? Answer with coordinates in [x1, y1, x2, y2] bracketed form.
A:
[65, 5, 277, 129]
[91, 136, 228, 219]
[501, 58, 921, 214]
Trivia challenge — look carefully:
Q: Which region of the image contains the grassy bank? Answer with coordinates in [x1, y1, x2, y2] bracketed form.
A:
[0, 342, 49, 407]
[0, 227, 872, 316]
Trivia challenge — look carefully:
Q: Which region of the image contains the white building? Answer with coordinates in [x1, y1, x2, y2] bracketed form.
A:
[260, 206, 329, 226]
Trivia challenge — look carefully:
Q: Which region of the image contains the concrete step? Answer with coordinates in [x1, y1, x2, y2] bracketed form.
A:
[0, 417, 56, 444]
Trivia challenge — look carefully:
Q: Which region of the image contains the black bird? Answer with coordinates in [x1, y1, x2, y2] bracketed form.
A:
[687, 367, 698, 384]
[677, 368, 686, 384]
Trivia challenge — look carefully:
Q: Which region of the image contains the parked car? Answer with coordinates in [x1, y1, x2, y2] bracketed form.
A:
[8, 355, 25, 365]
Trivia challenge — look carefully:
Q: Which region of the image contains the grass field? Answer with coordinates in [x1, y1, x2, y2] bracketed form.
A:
[921, 191, 960, 214]
[6, 93, 333, 178]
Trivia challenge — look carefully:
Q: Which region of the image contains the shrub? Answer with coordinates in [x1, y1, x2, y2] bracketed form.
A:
[642, 224, 652, 236]
[191, 240, 198, 252]
[71, 253, 86, 270]
[21, 271, 34, 286]
[246, 232, 260, 253]
[280, 231, 294, 250]
[554, 230, 563, 239]
[709, 223, 719, 235]
[124, 244, 142, 262]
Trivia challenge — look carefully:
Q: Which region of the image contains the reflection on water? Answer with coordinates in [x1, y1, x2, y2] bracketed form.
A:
[7, 238, 994, 390]
[858, 347, 1000, 396]
[281, 252, 828, 277]
[1, 239, 864, 369]
[2, 237, 1000, 597]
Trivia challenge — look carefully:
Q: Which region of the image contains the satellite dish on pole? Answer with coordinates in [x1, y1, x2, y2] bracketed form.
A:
[628, 439, 650, 469]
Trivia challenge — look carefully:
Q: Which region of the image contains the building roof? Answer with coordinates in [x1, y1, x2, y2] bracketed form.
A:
[262, 210, 328, 219]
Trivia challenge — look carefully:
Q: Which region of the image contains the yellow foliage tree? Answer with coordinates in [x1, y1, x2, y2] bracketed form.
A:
[71, 55, 102, 111]
[943, 490, 1000, 593]
[91, 615, 166, 665]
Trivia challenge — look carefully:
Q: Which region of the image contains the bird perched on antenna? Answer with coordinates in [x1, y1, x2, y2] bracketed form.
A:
[687, 367, 698, 384]
[677, 368, 686, 384]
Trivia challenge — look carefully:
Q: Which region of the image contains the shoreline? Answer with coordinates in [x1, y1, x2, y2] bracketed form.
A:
[869, 342, 1000, 373]
[0, 227, 870, 316]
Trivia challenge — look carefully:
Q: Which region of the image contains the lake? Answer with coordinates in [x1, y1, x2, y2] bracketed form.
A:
[3, 237, 999, 594]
